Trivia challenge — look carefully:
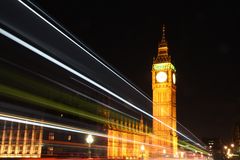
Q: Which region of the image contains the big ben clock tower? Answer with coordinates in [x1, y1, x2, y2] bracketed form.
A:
[152, 25, 178, 156]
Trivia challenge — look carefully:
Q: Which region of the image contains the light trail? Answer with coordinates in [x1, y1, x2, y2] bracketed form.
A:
[18, 0, 152, 104]
[52, 80, 139, 121]
[0, 83, 137, 131]
[0, 102, 208, 155]
[0, 27, 206, 151]
[18, 0, 206, 149]
[0, 112, 103, 137]
[0, 81, 201, 146]
[0, 112, 166, 151]
[0, 60, 205, 151]
[0, 57, 138, 121]
[177, 122, 205, 147]
[70, 77, 139, 120]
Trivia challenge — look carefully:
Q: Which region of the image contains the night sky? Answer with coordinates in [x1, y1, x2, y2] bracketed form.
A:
[27, 1, 240, 142]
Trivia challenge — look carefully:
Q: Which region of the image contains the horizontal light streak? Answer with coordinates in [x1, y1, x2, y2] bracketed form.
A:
[0, 27, 205, 151]
[0, 58, 138, 122]
[2, 1, 207, 150]
[16, 0, 207, 149]
[0, 82, 139, 132]
[0, 113, 161, 150]
[2, 57, 138, 121]
[0, 58, 205, 152]
[0, 112, 100, 136]
[0, 83, 106, 123]
[0, 111, 207, 156]
[0, 85, 206, 155]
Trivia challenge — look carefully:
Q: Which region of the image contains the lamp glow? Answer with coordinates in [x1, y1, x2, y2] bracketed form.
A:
[86, 135, 94, 144]
[140, 144, 145, 160]
[86, 135, 94, 158]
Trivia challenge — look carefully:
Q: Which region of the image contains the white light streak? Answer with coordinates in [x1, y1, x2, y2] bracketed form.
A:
[0, 113, 160, 150]
[0, 27, 205, 150]
[16, 0, 207, 149]
[0, 58, 138, 121]
[18, 1, 206, 149]
[0, 112, 102, 137]
[18, 0, 152, 103]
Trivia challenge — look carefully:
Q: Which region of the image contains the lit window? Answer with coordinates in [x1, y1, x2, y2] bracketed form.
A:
[48, 132, 54, 140]
[68, 135, 72, 141]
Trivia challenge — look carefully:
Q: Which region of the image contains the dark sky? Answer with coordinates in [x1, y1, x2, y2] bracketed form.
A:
[32, 0, 240, 142]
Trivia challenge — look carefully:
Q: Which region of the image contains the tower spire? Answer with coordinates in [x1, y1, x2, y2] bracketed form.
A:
[159, 24, 168, 47]
[154, 24, 170, 63]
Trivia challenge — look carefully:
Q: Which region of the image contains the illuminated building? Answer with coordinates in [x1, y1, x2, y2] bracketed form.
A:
[0, 120, 43, 158]
[107, 113, 150, 159]
[107, 26, 178, 159]
[152, 25, 178, 156]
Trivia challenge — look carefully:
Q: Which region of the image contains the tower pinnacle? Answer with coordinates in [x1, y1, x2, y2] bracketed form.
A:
[159, 24, 168, 47]
[154, 24, 171, 63]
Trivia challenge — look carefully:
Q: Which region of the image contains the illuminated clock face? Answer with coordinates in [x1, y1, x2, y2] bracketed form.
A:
[156, 71, 167, 83]
[173, 73, 176, 84]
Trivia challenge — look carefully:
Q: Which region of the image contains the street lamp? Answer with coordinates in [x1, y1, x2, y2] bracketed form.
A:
[140, 144, 145, 160]
[86, 135, 94, 158]
[180, 151, 185, 158]
[224, 145, 228, 150]
[163, 149, 166, 155]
